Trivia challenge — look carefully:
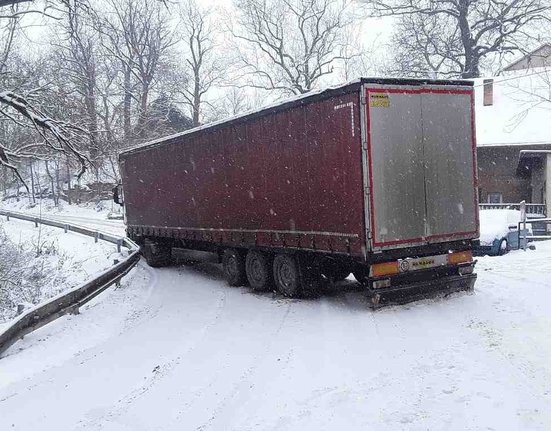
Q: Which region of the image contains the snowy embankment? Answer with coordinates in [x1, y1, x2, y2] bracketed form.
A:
[0, 217, 124, 328]
[0, 197, 125, 236]
[1, 238, 551, 430]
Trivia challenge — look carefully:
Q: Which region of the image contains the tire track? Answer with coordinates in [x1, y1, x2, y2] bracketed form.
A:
[72, 271, 229, 431]
[185, 303, 293, 431]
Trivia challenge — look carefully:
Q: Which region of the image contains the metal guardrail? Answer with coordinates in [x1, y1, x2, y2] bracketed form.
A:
[480, 203, 546, 216]
[0, 209, 140, 357]
[518, 218, 551, 249]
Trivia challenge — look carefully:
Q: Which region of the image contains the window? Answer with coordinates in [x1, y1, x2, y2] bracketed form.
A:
[487, 192, 503, 203]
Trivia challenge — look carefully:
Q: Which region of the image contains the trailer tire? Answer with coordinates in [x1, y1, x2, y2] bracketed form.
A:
[273, 254, 301, 297]
[273, 254, 321, 298]
[223, 249, 247, 287]
[142, 240, 172, 268]
[246, 250, 273, 291]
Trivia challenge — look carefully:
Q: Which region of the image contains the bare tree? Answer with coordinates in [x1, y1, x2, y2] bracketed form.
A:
[0, 1, 91, 186]
[231, 0, 358, 95]
[96, 0, 177, 143]
[178, 0, 222, 126]
[53, 1, 102, 158]
[0, 90, 91, 183]
[363, 0, 551, 78]
[387, 12, 464, 77]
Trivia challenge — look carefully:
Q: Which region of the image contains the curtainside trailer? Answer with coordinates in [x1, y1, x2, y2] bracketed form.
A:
[116, 78, 479, 307]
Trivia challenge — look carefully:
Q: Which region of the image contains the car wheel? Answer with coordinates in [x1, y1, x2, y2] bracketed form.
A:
[498, 239, 508, 255]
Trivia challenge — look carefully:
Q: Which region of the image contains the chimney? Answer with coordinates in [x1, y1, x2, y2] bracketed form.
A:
[483, 79, 494, 106]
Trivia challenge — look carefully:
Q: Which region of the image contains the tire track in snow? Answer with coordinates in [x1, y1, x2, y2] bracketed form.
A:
[72, 269, 229, 431]
[188, 302, 293, 431]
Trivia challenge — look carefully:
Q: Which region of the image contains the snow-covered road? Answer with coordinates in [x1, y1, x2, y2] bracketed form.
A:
[2, 239, 551, 430]
[42, 213, 126, 236]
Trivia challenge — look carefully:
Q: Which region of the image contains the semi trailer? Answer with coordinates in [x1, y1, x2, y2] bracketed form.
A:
[117, 78, 479, 307]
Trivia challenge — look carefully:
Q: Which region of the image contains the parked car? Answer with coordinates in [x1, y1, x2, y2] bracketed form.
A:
[474, 209, 531, 256]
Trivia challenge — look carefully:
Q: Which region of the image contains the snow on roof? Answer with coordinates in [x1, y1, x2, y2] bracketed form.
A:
[474, 67, 551, 147]
[502, 44, 551, 72]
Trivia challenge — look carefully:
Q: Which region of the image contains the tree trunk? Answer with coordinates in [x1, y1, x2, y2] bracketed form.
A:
[29, 160, 35, 204]
[45, 160, 57, 206]
[457, 0, 480, 79]
[193, 69, 201, 126]
[65, 154, 72, 205]
[123, 64, 132, 143]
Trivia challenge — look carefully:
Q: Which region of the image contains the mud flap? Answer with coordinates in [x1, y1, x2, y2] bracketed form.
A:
[368, 273, 477, 309]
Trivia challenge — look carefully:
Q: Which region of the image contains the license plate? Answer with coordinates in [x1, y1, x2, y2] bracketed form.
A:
[397, 254, 448, 273]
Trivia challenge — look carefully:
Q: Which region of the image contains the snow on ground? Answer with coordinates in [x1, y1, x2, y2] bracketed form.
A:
[0, 198, 125, 236]
[1, 237, 551, 430]
[1, 197, 118, 219]
[0, 217, 125, 327]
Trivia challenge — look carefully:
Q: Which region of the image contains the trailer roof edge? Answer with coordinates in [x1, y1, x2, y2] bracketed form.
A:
[120, 77, 473, 157]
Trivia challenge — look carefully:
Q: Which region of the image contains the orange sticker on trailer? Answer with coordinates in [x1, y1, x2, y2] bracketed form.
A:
[369, 93, 390, 108]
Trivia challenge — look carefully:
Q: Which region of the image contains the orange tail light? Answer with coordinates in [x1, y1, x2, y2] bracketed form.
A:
[370, 261, 399, 277]
[447, 250, 473, 265]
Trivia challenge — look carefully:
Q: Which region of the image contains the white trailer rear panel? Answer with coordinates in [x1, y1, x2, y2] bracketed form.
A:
[363, 84, 478, 251]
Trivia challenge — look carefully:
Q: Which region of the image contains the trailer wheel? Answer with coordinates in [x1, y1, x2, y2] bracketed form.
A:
[298, 255, 323, 297]
[222, 249, 247, 286]
[273, 254, 301, 297]
[142, 240, 172, 268]
[273, 254, 321, 297]
[246, 250, 273, 291]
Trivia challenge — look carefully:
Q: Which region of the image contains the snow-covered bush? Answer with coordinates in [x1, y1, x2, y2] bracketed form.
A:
[0, 224, 67, 323]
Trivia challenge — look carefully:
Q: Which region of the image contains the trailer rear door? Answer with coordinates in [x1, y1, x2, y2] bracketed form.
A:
[364, 84, 478, 251]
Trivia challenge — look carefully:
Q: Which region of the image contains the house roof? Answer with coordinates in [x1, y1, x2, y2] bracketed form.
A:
[503, 44, 551, 73]
[474, 69, 551, 147]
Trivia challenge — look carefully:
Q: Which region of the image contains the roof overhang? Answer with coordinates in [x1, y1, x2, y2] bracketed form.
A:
[517, 150, 551, 175]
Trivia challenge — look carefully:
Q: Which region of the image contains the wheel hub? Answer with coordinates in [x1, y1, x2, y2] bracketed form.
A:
[250, 258, 263, 282]
[279, 262, 294, 288]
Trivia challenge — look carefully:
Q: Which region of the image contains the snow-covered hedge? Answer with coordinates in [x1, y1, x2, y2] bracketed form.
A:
[0, 224, 67, 323]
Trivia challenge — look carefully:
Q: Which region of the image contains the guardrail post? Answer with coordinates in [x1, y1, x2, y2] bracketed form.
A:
[114, 259, 121, 287]
[117, 239, 122, 253]
[64, 224, 68, 233]
[95, 231, 99, 243]
[34, 218, 38, 228]
[6, 214, 9, 221]
[68, 304, 80, 315]
[520, 200, 527, 251]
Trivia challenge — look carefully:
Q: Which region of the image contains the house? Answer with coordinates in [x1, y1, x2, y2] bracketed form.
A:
[502, 44, 551, 72]
[475, 44, 551, 216]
